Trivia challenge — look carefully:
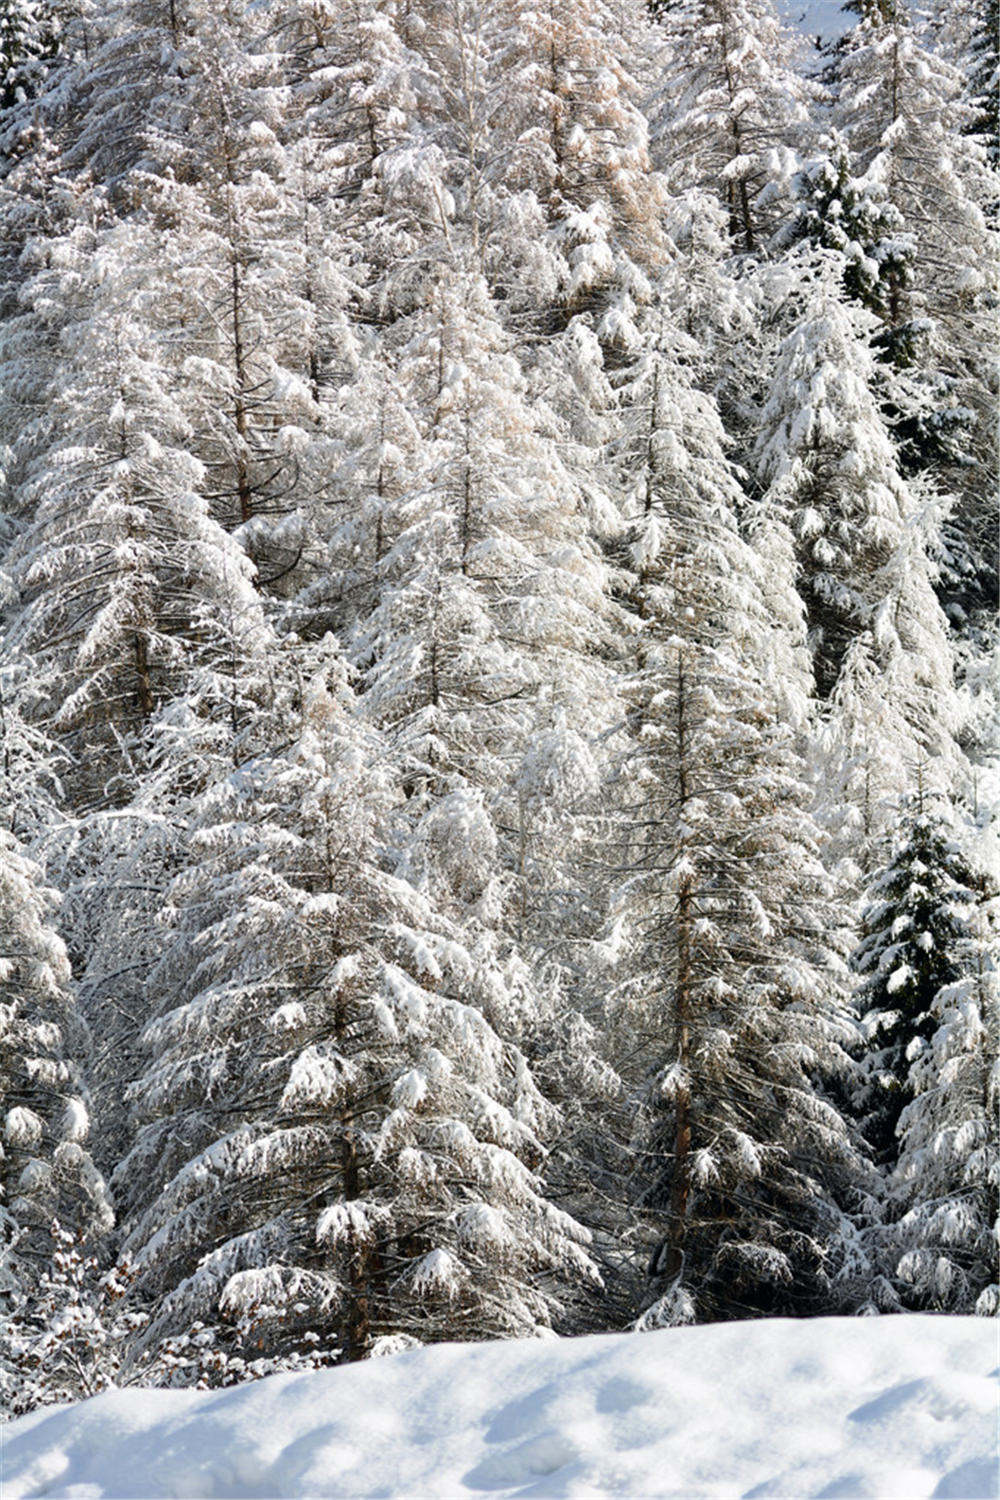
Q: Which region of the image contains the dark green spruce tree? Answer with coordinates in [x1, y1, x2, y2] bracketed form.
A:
[851, 798, 981, 1168]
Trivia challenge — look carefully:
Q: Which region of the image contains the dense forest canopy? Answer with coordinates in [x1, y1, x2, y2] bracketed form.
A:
[0, 0, 996, 1411]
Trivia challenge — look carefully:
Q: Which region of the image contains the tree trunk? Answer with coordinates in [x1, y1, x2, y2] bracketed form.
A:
[665, 647, 693, 1280]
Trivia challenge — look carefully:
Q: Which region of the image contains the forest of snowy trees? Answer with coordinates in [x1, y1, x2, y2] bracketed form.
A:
[0, 0, 996, 1415]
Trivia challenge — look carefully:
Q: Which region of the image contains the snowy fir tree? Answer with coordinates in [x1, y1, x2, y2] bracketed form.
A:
[754, 250, 909, 700]
[890, 870, 999, 1313]
[851, 796, 999, 1313]
[851, 797, 982, 1168]
[0, 828, 112, 1355]
[784, 131, 914, 334]
[831, 0, 999, 621]
[0, 0, 59, 109]
[754, 245, 967, 792]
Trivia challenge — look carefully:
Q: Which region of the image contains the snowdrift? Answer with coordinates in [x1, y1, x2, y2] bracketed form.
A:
[2, 1316, 996, 1499]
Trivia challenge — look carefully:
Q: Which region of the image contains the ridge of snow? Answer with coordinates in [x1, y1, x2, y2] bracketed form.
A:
[3, 1315, 997, 1499]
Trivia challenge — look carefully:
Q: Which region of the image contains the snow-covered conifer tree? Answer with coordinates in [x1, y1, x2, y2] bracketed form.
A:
[64, 0, 334, 578]
[812, 633, 915, 869]
[266, 0, 450, 322]
[495, 0, 670, 325]
[0, 830, 111, 1308]
[851, 799, 981, 1167]
[785, 131, 914, 334]
[0, 123, 96, 546]
[304, 344, 424, 642]
[115, 643, 599, 1374]
[649, 0, 812, 253]
[5, 216, 262, 806]
[890, 863, 999, 1313]
[1, 200, 282, 1176]
[356, 268, 615, 924]
[605, 317, 868, 1323]
[832, 0, 999, 619]
[612, 637, 869, 1323]
[754, 248, 963, 774]
[0, 0, 57, 108]
[962, 0, 999, 166]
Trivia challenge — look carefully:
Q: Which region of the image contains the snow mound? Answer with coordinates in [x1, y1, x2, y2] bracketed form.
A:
[3, 1317, 997, 1499]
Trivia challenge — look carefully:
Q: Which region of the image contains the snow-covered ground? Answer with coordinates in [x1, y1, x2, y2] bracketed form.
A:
[2, 1316, 997, 1499]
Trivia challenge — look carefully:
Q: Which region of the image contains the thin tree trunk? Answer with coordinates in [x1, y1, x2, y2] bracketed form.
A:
[665, 647, 693, 1281]
[231, 254, 253, 525]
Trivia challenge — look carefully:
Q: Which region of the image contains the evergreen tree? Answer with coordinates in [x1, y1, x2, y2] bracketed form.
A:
[755, 246, 962, 764]
[0, 830, 112, 1310]
[967, 0, 999, 167]
[785, 131, 915, 338]
[851, 800, 981, 1167]
[0, 0, 58, 110]
[925, 0, 999, 169]
[832, 0, 999, 621]
[891, 867, 999, 1313]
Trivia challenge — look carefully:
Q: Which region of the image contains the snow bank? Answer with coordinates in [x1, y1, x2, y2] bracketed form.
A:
[2, 1317, 996, 1499]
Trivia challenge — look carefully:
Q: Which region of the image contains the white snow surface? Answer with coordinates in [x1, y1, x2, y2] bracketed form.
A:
[2, 1317, 997, 1499]
[780, 0, 853, 45]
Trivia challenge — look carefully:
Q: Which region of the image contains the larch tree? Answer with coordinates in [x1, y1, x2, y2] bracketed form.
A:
[0, 617, 115, 1407]
[611, 639, 871, 1324]
[603, 312, 869, 1325]
[494, 0, 671, 328]
[959, 0, 999, 167]
[343, 263, 623, 1313]
[72, 0, 336, 581]
[649, 0, 813, 254]
[266, 0, 453, 322]
[5, 213, 262, 805]
[0, 119, 98, 547]
[114, 643, 600, 1377]
[2, 201, 281, 1176]
[355, 267, 615, 923]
